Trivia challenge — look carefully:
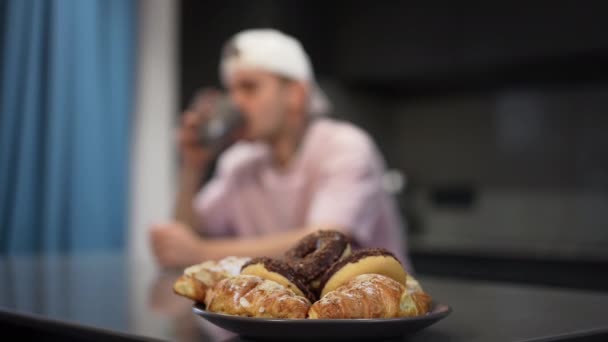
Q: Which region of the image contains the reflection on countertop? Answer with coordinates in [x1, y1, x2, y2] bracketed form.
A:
[2, 253, 608, 342]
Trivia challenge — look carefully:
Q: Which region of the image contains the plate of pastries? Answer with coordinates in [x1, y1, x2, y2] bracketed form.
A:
[173, 230, 451, 340]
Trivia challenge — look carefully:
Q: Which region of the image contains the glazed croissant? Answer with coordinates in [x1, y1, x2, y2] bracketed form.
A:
[206, 275, 311, 319]
[308, 274, 431, 319]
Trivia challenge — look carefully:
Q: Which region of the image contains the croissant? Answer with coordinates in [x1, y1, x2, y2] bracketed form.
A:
[400, 290, 432, 317]
[308, 274, 432, 319]
[406, 274, 424, 293]
[173, 274, 210, 305]
[173, 257, 250, 305]
[206, 275, 311, 319]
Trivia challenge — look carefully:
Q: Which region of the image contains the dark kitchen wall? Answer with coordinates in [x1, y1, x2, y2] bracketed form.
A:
[331, 2, 608, 84]
[181, 0, 608, 289]
[180, 0, 337, 107]
[181, 0, 608, 101]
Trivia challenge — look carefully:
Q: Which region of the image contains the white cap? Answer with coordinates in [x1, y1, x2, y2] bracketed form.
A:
[220, 29, 331, 115]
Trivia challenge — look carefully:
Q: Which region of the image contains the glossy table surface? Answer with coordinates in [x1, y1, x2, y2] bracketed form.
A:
[1, 253, 607, 341]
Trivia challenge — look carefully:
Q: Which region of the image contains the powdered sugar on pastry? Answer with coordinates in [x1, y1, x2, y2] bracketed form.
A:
[217, 256, 252, 276]
[185, 256, 250, 277]
[309, 274, 426, 319]
[206, 275, 310, 319]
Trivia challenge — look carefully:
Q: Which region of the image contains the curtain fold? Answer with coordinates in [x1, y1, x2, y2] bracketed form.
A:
[0, 0, 136, 254]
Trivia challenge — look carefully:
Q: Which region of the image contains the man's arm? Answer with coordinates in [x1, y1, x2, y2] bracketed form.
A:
[174, 166, 206, 229]
[173, 107, 213, 229]
[198, 224, 345, 259]
[150, 221, 345, 267]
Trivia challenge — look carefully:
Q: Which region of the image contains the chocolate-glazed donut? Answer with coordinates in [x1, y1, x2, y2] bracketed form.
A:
[318, 248, 407, 297]
[240, 257, 316, 302]
[284, 230, 352, 284]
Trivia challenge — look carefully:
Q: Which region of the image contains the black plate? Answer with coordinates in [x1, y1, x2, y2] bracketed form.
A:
[193, 302, 451, 341]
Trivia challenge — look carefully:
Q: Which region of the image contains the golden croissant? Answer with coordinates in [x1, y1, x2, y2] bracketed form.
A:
[173, 257, 250, 305]
[206, 275, 311, 319]
[308, 274, 432, 319]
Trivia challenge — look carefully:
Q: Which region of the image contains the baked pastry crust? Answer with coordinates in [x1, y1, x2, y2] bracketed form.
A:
[309, 274, 431, 319]
[206, 275, 311, 319]
[284, 230, 352, 287]
[241, 257, 316, 301]
[173, 256, 250, 305]
[318, 248, 407, 297]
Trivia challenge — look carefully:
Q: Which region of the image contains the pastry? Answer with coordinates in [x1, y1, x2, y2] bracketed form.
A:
[206, 275, 310, 319]
[318, 248, 407, 297]
[309, 274, 431, 319]
[173, 256, 250, 304]
[284, 230, 352, 290]
[406, 274, 424, 293]
[240, 257, 316, 302]
[175, 235, 435, 321]
[400, 289, 432, 317]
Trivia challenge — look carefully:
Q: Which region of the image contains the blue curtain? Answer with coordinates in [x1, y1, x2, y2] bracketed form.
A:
[0, 0, 136, 254]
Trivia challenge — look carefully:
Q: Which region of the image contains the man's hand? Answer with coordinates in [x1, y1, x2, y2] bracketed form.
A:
[178, 89, 219, 171]
[150, 222, 206, 268]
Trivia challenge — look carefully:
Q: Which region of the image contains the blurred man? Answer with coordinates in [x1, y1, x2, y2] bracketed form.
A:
[150, 29, 410, 270]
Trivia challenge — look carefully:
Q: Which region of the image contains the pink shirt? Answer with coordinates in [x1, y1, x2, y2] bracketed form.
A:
[194, 118, 410, 268]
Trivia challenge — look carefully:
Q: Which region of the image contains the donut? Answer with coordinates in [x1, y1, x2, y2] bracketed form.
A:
[318, 248, 407, 297]
[240, 257, 316, 302]
[284, 230, 352, 286]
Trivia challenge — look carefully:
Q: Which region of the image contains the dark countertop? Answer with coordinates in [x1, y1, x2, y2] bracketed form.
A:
[1, 254, 607, 341]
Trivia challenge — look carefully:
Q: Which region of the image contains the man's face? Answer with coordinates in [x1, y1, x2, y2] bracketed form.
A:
[226, 69, 290, 142]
